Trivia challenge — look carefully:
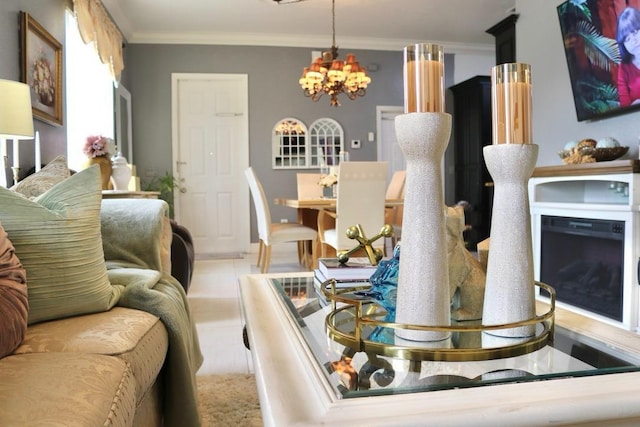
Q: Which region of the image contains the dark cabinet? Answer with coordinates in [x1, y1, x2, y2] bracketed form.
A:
[449, 76, 493, 250]
[486, 14, 519, 65]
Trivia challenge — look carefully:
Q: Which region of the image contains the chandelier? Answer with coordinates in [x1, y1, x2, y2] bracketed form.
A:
[298, 0, 371, 106]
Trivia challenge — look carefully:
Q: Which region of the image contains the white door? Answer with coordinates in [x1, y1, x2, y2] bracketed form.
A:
[172, 73, 249, 255]
[376, 105, 405, 184]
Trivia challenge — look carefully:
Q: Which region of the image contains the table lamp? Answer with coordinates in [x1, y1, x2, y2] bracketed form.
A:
[0, 79, 34, 186]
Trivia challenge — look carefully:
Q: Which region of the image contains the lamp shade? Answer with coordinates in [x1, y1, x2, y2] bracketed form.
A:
[0, 80, 34, 139]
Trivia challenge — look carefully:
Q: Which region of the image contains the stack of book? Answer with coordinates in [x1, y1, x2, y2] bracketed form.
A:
[313, 257, 378, 293]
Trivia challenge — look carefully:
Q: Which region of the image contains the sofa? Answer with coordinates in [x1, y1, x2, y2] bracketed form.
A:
[0, 165, 203, 427]
[170, 219, 195, 293]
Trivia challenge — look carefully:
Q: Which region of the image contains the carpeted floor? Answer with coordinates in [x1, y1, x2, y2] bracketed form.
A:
[196, 374, 262, 426]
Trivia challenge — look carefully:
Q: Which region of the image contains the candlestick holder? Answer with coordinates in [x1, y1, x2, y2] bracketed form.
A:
[482, 63, 537, 338]
[394, 112, 451, 342]
[482, 144, 538, 337]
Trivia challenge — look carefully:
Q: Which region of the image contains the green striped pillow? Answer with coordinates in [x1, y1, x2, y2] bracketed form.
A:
[0, 165, 119, 324]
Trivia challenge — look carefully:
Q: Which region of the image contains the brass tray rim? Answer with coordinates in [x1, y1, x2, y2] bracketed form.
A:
[322, 279, 556, 362]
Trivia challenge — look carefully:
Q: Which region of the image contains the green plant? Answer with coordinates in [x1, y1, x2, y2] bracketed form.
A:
[143, 172, 179, 217]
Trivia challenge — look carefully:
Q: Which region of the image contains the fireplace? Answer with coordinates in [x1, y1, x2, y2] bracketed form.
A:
[529, 168, 640, 331]
[539, 215, 624, 321]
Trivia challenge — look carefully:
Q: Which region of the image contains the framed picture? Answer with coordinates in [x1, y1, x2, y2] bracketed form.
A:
[557, 0, 640, 121]
[20, 11, 63, 126]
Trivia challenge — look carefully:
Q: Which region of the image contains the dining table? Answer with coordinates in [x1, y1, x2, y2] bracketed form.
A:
[274, 197, 403, 267]
[274, 197, 403, 210]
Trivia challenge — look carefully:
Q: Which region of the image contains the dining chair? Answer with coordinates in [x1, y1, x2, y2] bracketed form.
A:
[245, 167, 317, 273]
[296, 173, 324, 199]
[317, 161, 389, 258]
[385, 170, 406, 247]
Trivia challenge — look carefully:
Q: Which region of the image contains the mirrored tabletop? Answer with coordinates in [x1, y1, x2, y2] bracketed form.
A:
[269, 275, 640, 400]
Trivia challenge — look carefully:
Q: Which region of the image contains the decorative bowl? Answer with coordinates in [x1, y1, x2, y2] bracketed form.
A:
[558, 146, 629, 162]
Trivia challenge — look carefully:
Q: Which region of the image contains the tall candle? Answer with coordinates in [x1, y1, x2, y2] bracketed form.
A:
[35, 131, 41, 172]
[403, 43, 445, 113]
[12, 140, 19, 168]
[491, 63, 533, 144]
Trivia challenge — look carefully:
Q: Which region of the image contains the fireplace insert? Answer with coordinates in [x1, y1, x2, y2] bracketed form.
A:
[539, 215, 624, 321]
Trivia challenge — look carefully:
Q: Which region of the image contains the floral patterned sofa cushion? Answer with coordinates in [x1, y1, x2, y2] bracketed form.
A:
[0, 352, 136, 426]
[10, 155, 70, 199]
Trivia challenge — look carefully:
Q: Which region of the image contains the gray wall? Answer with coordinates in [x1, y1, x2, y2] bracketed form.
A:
[518, 0, 640, 166]
[0, 0, 69, 170]
[9, 1, 633, 240]
[126, 44, 458, 240]
[126, 45, 404, 224]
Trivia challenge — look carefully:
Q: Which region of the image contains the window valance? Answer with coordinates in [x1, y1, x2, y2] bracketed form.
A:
[73, 0, 123, 82]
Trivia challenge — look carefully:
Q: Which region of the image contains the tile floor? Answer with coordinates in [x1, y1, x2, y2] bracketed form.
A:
[188, 243, 310, 376]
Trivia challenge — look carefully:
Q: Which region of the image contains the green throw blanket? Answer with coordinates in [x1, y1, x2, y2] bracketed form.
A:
[107, 264, 203, 427]
[100, 199, 203, 426]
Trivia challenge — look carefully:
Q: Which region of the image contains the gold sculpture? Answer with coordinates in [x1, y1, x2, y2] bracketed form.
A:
[336, 224, 394, 265]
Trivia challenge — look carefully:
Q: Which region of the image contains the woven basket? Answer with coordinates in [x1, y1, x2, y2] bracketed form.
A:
[558, 146, 628, 162]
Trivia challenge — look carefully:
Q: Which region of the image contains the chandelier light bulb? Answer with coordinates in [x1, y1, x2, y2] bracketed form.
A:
[298, 0, 371, 106]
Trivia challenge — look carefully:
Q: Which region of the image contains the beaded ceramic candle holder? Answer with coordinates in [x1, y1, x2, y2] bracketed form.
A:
[482, 63, 537, 338]
[394, 43, 451, 342]
[394, 112, 451, 342]
[482, 143, 538, 337]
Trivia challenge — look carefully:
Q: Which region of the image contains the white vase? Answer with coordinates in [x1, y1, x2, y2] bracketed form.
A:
[111, 152, 132, 191]
[394, 112, 452, 342]
[482, 144, 538, 338]
[322, 186, 333, 198]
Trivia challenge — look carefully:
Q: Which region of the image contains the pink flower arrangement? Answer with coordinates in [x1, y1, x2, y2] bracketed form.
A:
[31, 57, 55, 107]
[83, 135, 112, 158]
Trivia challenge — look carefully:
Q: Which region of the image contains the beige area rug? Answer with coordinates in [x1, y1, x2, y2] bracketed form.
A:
[197, 374, 262, 426]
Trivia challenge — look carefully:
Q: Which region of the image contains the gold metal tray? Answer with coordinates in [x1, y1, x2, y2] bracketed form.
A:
[321, 280, 556, 362]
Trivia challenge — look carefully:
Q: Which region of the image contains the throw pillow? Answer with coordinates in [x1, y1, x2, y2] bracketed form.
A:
[0, 224, 28, 358]
[10, 155, 70, 198]
[0, 165, 119, 325]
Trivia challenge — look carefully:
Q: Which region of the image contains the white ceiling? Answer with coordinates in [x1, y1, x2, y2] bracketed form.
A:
[101, 0, 516, 53]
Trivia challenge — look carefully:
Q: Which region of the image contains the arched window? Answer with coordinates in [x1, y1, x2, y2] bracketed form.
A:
[271, 117, 344, 169]
[272, 118, 308, 169]
[308, 118, 344, 167]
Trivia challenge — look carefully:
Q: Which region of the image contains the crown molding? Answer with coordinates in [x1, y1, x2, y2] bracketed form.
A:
[100, 0, 133, 42]
[127, 31, 494, 55]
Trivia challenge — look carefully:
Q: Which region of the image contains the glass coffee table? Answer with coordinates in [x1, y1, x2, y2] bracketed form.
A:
[239, 273, 640, 426]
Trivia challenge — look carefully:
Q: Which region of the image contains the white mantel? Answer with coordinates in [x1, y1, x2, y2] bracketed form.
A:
[529, 161, 640, 332]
